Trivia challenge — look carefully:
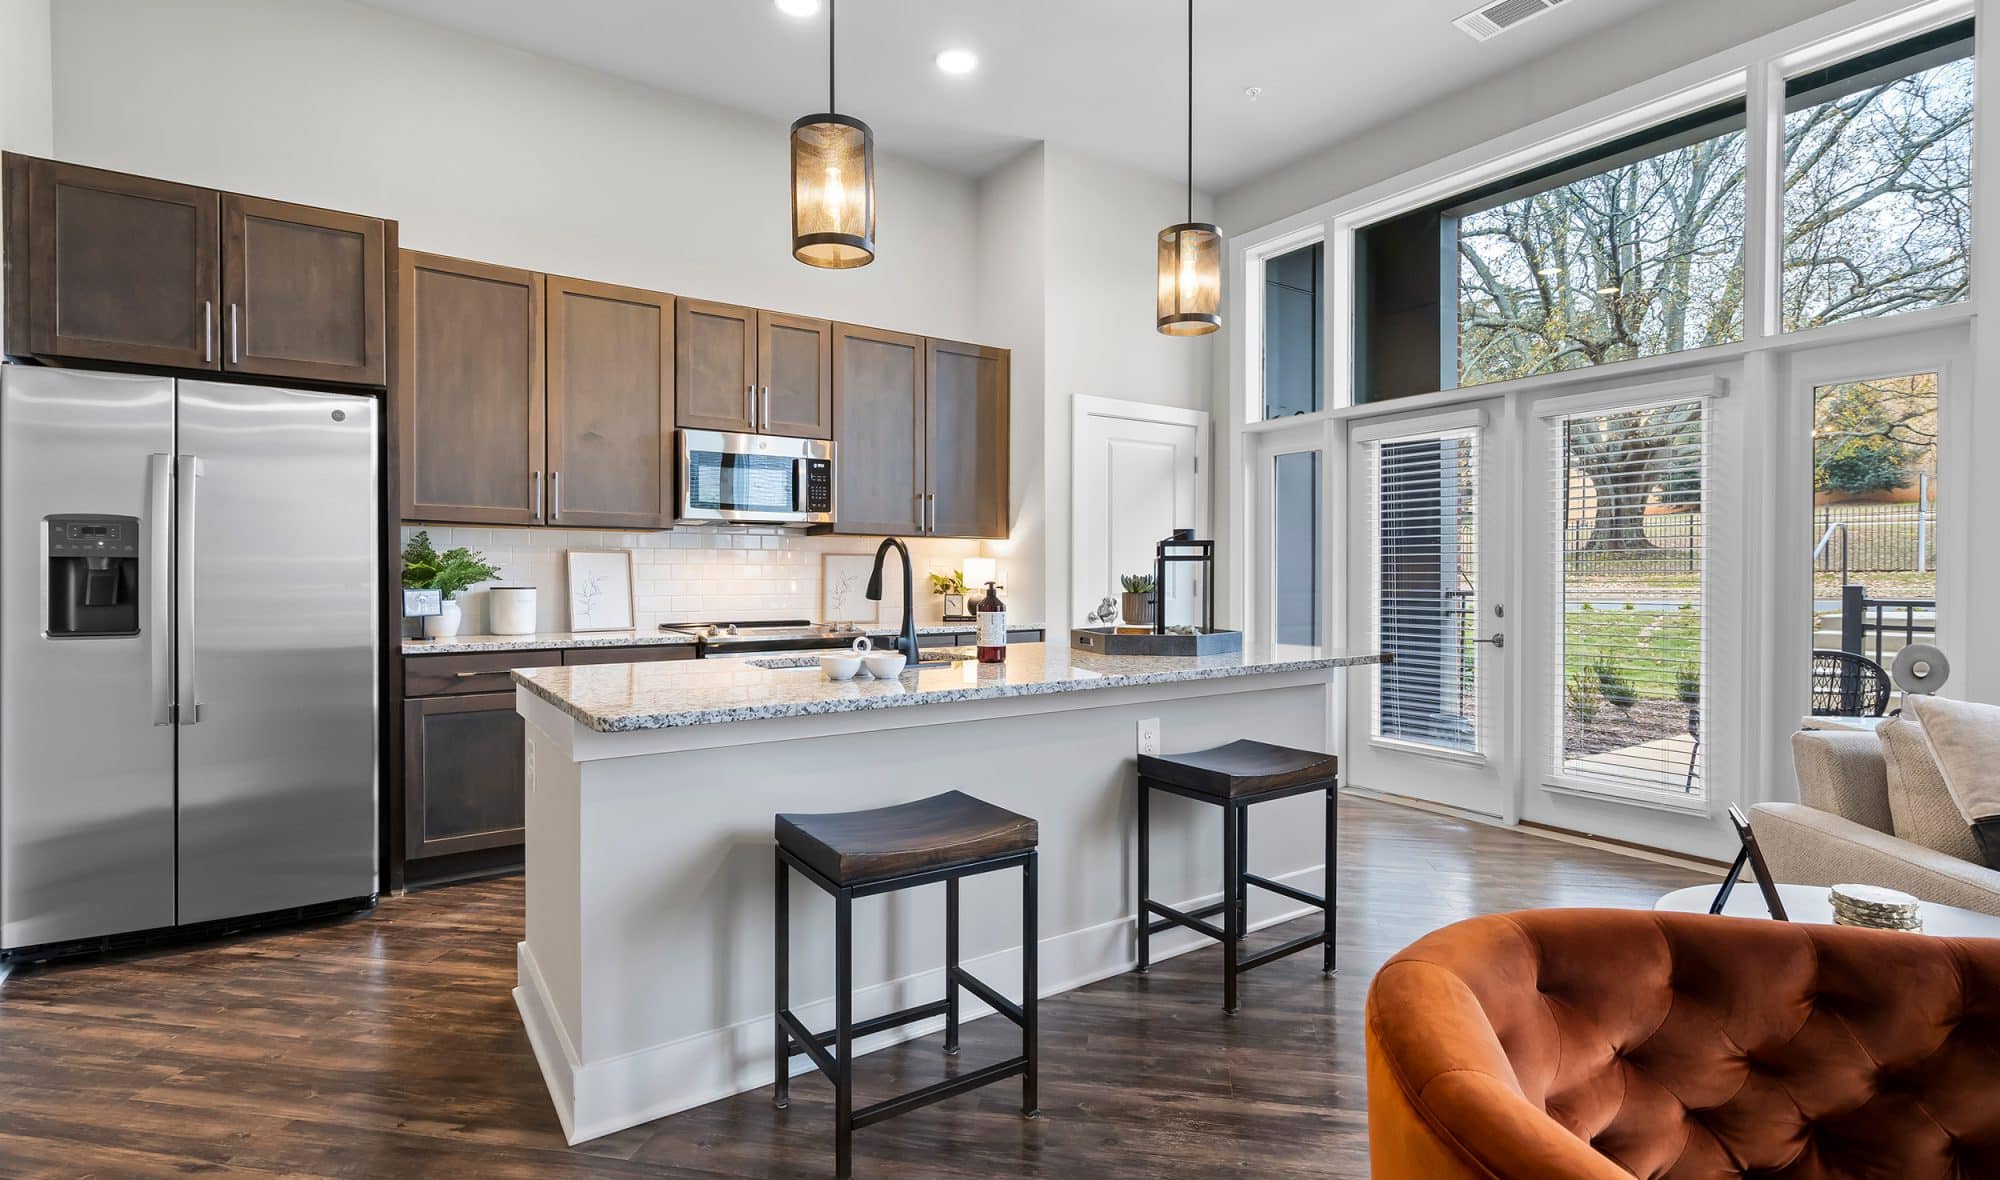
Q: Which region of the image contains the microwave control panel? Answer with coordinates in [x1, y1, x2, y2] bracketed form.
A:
[803, 458, 833, 513]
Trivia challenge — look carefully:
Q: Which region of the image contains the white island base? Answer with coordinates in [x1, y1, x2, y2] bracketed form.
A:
[511, 645, 1365, 1143]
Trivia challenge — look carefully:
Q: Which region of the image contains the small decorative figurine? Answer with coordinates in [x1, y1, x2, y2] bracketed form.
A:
[1089, 596, 1118, 625]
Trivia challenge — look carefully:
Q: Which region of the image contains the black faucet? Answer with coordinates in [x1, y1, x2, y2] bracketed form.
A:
[866, 536, 940, 667]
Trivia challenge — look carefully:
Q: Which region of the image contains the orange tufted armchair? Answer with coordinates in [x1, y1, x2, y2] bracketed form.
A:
[1365, 909, 2000, 1179]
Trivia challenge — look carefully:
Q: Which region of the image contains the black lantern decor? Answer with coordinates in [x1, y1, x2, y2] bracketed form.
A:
[1151, 528, 1216, 636]
[790, 0, 875, 269]
[1157, 0, 1221, 335]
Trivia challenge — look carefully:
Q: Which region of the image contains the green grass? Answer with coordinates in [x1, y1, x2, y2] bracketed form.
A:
[1563, 607, 1701, 701]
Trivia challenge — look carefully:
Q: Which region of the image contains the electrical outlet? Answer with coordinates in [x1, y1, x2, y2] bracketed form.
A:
[1137, 717, 1161, 757]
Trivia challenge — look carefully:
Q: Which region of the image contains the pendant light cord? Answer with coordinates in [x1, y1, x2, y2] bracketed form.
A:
[1186, 0, 1194, 224]
[829, 0, 837, 113]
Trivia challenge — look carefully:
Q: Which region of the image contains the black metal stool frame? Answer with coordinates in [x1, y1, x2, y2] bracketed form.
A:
[774, 844, 1038, 1179]
[1134, 775, 1336, 1014]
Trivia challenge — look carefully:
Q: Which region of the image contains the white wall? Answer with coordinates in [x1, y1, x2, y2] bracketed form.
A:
[975, 145, 1049, 623]
[1037, 145, 1216, 630]
[0, 0, 52, 157]
[48, 0, 984, 343]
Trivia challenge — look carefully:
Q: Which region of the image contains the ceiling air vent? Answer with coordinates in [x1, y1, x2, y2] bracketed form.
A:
[1454, 0, 1568, 42]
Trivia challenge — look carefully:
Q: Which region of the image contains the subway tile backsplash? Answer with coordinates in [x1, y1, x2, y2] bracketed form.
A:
[401, 525, 993, 635]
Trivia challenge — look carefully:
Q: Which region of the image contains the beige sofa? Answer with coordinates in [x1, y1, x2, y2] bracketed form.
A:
[1751, 729, 2000, 917]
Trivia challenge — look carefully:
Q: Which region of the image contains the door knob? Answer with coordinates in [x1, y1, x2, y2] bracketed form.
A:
[1471, 633, 1505, 649]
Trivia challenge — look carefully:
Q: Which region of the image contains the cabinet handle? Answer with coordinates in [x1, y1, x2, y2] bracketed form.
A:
[746, 383, 756, 427]
[454, 670, 485, 678]
[927, 493, 937, 534]
[202, 301, 214, 364]
[761, 386, 771, 431]
[532, 469, 543, 520]
[551, 470, 561, 520]
[229, 303, 240, 365]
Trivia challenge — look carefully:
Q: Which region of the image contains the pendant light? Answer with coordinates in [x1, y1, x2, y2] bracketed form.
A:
[1157, 0, 1221, 336]
[790, 0, 875, 268]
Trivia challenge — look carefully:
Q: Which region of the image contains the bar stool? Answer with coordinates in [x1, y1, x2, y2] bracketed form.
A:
[1133, 739, 1338, 1014]
[774, 790, 1039, 1179]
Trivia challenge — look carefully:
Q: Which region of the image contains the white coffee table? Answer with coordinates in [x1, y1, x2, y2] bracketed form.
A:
[1656, 883, 2000, 938]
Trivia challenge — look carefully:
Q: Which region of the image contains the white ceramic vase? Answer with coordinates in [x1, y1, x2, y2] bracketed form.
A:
[423, 595, 463, 639]
[488, 586, 537, 635]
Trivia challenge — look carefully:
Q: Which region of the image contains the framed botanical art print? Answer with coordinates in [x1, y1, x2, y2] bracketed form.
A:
[566, 549, 636, 632]
[822, 553, 888, 625]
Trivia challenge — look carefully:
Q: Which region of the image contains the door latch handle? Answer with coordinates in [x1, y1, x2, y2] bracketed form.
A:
[1471, 633, 1505, 649]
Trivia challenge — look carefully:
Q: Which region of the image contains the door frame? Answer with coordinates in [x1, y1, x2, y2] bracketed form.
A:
[1069, 395, 1212, 628]
[1339, 402, 1519, 820]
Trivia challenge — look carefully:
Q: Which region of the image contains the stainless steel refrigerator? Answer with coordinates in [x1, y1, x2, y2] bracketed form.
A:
[1, 366, 378, 953]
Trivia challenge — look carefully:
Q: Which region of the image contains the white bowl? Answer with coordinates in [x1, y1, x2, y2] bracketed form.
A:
[862, 651, 907, 679]
[820, 652, 863, 681]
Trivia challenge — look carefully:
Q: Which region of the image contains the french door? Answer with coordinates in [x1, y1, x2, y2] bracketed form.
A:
[1340, 406, 1514, 817]
[1249, 424, 1330, 661]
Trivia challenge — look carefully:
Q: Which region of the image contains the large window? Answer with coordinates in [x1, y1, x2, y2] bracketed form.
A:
[1262, 242, 1324, 418]
[1551, 397, 1708, 796]
[1784, 24, 1974, 330]
[1370, 429, 1481, 753]
[1456, 122, 1747, 388]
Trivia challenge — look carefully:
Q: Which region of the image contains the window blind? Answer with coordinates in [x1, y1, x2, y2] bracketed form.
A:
[1549, 397, 1708, 796]
[1368, 429, 1481, 754]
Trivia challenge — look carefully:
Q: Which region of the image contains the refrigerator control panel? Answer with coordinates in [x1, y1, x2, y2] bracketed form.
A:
[49, 517, 138, 556]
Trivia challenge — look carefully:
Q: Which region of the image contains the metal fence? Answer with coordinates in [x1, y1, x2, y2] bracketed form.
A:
[1813, 503, 1936, 575]
[1564, 514, 1703, 577]
[1838, 584, 1937, 666]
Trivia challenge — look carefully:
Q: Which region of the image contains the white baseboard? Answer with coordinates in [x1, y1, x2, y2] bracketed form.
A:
[516, 867, 1326, 1144]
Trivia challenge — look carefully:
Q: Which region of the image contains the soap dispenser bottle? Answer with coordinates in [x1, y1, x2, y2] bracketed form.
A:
[975, 581, 1006, 664]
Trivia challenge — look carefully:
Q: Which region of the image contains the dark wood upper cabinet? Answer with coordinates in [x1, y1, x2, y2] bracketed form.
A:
[222, 194, 386, 385]
[830, 324, 925, 536]
[926, 338, 1009, 539]
[675, 298, 756, 433]
[545, 275, 675, 529]
[10, 155, 220, 370]
[756, 310, 833, 439]
[399, 251, 546, 525]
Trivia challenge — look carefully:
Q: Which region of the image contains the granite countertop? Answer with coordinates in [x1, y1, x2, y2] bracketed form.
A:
[403, 631, 699, 655]
[402, 622, 1046, 657]
[513, 641, 1384, 733]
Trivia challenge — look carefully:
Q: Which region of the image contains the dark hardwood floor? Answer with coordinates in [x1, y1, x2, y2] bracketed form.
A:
[0, 796, 1707, 1179]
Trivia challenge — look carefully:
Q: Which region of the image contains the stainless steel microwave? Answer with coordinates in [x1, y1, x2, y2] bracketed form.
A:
[677, 430, 835, 526]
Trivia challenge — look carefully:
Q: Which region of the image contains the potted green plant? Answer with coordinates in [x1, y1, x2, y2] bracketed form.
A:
[401, 530, 502, 639]
[1120, 573, 1157, 627]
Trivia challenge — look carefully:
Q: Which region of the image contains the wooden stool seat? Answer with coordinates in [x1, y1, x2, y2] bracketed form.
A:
[776, 790, 1038, 886]
[1135, 740, 1338, 1013]
[774, 791, 1039, 1178]
[1138, 739, 1339, 799]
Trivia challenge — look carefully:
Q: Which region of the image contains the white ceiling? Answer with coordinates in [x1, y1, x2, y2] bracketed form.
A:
[358, 0, 1667, 193]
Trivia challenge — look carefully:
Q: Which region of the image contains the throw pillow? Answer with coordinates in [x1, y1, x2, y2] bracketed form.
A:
[1879, 716, 1986, 867]
[1907, 695, 2000, 869]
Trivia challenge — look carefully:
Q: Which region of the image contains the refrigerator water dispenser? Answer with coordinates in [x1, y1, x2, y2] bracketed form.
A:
[45, 514, 141, 637]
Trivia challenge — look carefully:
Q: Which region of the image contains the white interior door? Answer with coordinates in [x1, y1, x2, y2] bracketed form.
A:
[1341, 406, 1514, 817]
[1072, 397, 1209, 629]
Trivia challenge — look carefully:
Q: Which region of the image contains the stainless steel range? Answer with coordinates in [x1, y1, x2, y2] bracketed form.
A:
[661, 618, 874, 659]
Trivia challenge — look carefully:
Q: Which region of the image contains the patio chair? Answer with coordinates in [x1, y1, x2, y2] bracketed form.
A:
[1810, 649, 1891, 717]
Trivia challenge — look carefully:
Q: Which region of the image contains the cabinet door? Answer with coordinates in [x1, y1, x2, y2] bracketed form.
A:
[546, 275, 675, 529]
[830, 324, 925, 536]
[222, 194, 386, 385]
[21, 157, 220, 369]
[399, 251, 546, 525]
[674, 298, 756, 433]
[926, 338, 1010, 539]
[402, 693, 524, 860]
[756, 310, 833, 439]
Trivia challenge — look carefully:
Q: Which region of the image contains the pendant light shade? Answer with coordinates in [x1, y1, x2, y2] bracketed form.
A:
[791, 1, 875, 268]
[1157, 222, 1221, 335]
[1157, 0, 1220, 336]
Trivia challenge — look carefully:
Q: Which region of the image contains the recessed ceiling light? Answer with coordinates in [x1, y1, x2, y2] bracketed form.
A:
[774, 0, 821, 17]
[935, 48, 978, 75]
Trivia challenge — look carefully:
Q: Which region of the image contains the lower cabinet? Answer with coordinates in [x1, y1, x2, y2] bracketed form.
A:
[402, 692, 527, 861]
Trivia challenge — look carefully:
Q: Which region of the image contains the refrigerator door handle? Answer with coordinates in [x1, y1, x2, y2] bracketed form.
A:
[148, 453, 174, 725]
[175, 453, 202, 726]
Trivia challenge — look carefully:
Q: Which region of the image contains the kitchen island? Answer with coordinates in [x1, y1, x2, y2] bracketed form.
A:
[510, 642, 1381, 1143]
